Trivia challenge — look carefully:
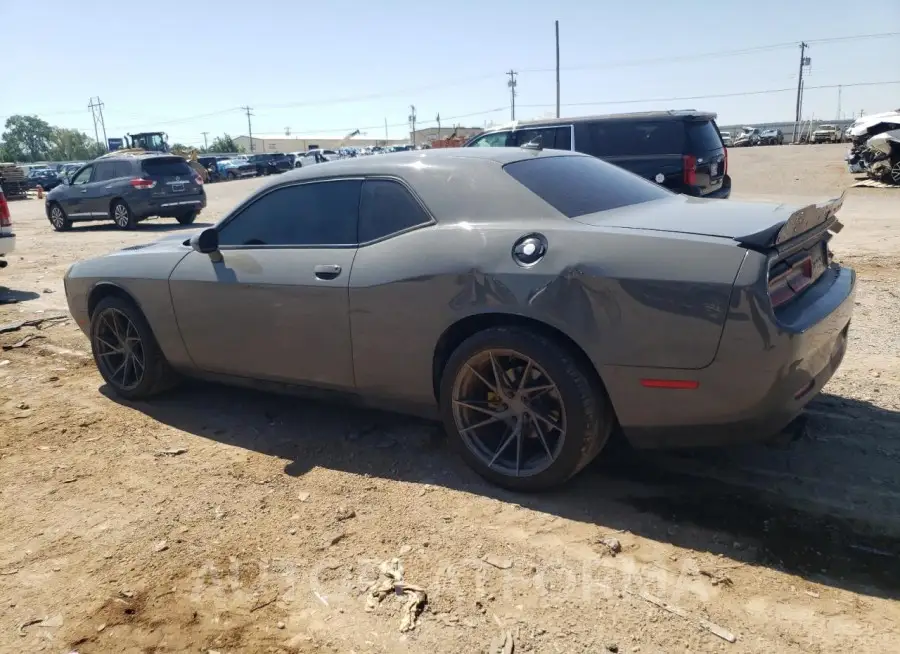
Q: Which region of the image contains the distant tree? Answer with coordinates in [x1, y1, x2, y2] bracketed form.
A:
[49, 127, 105, 161]
[2, 115, 54, 161]
[208, 134, 242, 153]
[169, 142, 189, 152]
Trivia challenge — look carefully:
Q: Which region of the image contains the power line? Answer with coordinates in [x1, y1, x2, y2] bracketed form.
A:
[519, 31, 900, 74]
[516, 80, 900, 110]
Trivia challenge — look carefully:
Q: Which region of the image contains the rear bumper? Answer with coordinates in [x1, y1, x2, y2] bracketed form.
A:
[683, 174, 731, 199]
[607, 264, 855, 449]
[134, 192, 206, 218]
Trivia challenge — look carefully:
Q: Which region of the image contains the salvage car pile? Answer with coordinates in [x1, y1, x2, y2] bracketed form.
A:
[844, 110, 900, 185]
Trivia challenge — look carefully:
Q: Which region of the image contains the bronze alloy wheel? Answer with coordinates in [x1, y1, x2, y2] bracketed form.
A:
[94, 307, 146, 391]
[451, 348, 566, 478]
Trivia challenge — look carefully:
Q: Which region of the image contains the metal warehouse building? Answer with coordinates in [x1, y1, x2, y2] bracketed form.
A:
[233, 135, 410, 153]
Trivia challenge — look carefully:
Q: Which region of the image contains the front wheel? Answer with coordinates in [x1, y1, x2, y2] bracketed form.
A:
[111, 200, 136, 229]
[439, 327, 614, 491]
[90, 296, 178, 400]
[48, 202, 71, 231]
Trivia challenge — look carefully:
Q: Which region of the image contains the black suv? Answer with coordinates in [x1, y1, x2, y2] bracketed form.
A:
[247, 153, 292, 176]
[466, 110, 731, 199]
[44, 154, 207, 231]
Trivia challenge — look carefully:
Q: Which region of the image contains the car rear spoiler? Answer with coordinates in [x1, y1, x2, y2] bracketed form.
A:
[734, 192, 845, 251]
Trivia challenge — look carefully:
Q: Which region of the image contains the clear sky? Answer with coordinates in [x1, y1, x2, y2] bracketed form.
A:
[4, 0, 898, 147]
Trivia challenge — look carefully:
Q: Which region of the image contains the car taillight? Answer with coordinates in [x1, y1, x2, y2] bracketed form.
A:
[768, 256, 814, 308]
[723, 147, 728, 175]
[683, 154, 697, 186]
[193, 173, 203, 185]
[0, 192, 10, 227]
[129, 178, 157, 189]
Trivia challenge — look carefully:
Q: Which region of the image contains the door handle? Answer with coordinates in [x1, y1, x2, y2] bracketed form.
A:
[314, 264, 342, 280]
[80, 189, 88, 193]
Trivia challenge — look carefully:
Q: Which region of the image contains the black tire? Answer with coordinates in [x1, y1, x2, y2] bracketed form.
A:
[48, 202, 71, 231]
[439, 327, 614, 491]
[90, 296, 178, 400]
[111, 200, 136, 230]
[176, 210, 198, 225]
[227, 171, 237, 180]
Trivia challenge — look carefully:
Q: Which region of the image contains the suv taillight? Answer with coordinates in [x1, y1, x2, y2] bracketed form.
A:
[683, 154, 697, 186]
[129, 178, 157, 189]
[723, 146, 728, 175]
[0, 191, 10, 227]
[193, 173, 203, 185]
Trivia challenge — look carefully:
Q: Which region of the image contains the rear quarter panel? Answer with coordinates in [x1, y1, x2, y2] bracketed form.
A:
[348, 217, 747, 407]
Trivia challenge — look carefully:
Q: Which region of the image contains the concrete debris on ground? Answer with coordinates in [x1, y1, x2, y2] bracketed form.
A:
[488, 628, 515, 654]
[597, 536, 622, 556]
[154, 448, 188, 457]
[365, 558, 427, 632]
[482, 554, 513, 570]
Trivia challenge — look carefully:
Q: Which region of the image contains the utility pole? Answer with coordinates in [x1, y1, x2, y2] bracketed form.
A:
[794, 42, 810, 141]
[88, 97, 106, 150]
[836, 85, 842, 120]
[242, 105, 254, 152]
[555, 21, 560, 118]
[408, 105, 417, 146]
[436, 113, 441, 140]
[384, 117, 388, 143]
[201, 131, 209, 150]
[507, 70, 518, 121]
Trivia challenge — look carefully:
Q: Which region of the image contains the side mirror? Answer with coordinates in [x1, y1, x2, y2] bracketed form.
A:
[190, 228, 219, 255]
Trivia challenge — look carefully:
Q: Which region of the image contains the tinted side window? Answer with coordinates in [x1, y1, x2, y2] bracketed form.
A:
[114, 161, 133, 178]
[504, 155, 670, 218]
[71, 165, 93, 185]
[218, 180, 362, 247]
[588, 120, 685, 157]
[468, 131, 511, 147]
[359, 180, 431, 243]
[93, 161, 118, 182]
[511, 126, 572, 150]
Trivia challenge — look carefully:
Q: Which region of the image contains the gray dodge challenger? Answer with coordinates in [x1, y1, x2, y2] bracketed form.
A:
[63, 147, 855, 490]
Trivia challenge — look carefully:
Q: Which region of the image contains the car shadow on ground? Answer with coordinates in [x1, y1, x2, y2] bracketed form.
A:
[0, 288, 41, 304]
[70, 221, 213, 233]
[103, 383, 900, 601]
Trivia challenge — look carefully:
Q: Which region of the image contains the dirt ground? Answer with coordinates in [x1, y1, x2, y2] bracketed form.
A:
[2, 143, 899, 654]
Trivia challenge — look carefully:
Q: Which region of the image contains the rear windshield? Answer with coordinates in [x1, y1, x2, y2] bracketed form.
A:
[504, 155, 670, 218]
[686, 121, 725, 152]
[141, 158, 194, 177]
[588, 120, 685, 156]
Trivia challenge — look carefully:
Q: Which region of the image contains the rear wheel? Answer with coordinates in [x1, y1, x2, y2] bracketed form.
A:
[111, 200, 136, 229]
[90, 296, 178, 400]
[227, 171, 237, 180]
[48, 202, 71, 231]
[176, 210, 198, 225]
[439, 327, 614, 491]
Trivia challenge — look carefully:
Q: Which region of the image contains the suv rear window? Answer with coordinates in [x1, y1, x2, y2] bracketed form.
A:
[504, 155, 670, 218]
[141, 158, 194, 177]
[588, 120, 685, 157]
[686, 121, 724, 152]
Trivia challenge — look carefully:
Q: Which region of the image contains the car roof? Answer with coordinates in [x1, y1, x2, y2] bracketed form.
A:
[262, 146, 580, 184]
[247, 147, 586, 221]
[484, 110, 717, 132]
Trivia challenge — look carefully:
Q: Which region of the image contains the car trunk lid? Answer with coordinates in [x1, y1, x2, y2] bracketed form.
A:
[575, 193, 843, 250]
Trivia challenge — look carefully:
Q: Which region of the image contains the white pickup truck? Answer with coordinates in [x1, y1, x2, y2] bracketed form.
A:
[811, 124, 842, 144]
[0, 185, 14, 269]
